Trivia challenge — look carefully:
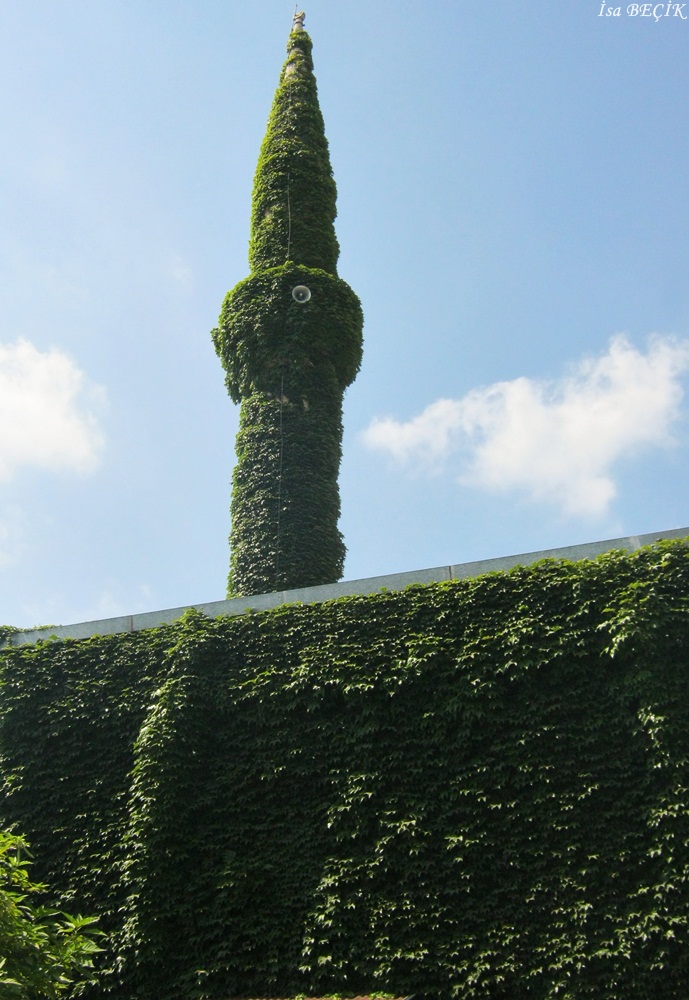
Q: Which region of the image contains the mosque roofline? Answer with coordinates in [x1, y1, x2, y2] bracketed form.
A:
[2, 526, 688, 648]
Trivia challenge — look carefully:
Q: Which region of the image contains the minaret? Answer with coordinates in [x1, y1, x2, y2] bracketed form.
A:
[213, 13, 363, 597]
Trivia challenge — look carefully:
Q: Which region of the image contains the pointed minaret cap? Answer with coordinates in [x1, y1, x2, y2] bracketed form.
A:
[285, 10, 311, 78]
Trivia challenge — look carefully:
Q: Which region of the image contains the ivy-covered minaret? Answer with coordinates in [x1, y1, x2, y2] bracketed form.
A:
[213, 12, 363, 597]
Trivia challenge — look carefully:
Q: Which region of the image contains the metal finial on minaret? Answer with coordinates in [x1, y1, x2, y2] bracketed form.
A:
[292, 10, 306, 32]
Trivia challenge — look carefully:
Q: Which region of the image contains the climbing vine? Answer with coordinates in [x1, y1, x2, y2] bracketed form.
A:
[249, 29, 339, 274]
[214, 263, 362, 403]
[1, 540, 689, 999]
[212, 28, 363, 597]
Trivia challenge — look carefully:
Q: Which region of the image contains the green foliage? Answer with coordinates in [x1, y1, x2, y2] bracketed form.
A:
[2, 541, 689, 999]
[0, 627, 171, 987]
[226, 390, 347, 595]
[249, 30, 339, 273]
[0, 831, 102, 998]
[212, 28, 363, 597]
[213, 263, 363, 404]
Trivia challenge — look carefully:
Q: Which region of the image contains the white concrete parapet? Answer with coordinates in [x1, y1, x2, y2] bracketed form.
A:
[2, 526, 688, 649]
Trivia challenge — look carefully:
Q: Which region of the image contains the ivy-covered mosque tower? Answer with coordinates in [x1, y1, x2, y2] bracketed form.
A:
[213, 12, 363, 597]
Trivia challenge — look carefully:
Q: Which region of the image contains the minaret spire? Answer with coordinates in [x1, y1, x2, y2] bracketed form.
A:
[212, 19, 363, 597]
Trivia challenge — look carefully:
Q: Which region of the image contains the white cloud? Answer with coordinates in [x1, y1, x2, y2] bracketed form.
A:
[0, 338, 106, 482]
[363, 335, 689, 517]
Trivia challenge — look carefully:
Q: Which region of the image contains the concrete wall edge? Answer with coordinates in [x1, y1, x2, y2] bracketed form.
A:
[3, 526, 688, 648]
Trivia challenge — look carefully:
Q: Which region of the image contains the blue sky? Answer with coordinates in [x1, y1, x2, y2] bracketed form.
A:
[1, 0, 688, 626]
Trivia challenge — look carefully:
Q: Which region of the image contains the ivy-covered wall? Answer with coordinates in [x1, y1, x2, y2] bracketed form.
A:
[1, 540, 689, 999]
